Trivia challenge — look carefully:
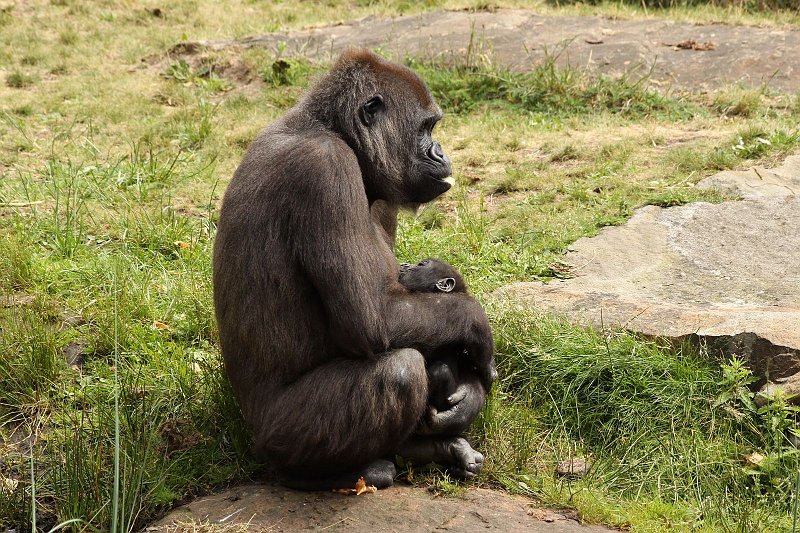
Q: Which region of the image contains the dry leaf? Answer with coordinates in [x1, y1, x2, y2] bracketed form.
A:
[333, 477, 377, 496]
[744, 452, 765, 467]
[174, 241, 191, 249]
[355, 476, 377, 495]
[153, 321, 170, 330]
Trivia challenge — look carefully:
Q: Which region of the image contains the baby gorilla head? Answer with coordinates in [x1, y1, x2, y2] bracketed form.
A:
[398, 258, 466, 294]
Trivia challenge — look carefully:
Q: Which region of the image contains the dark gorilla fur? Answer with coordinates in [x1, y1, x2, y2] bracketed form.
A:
[398, 259, 487, 437]
[213, 49, 496, 490]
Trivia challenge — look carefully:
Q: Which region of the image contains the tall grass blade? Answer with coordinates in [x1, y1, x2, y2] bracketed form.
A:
[112, 260, 120, 532]
[794, 467, 800, 532]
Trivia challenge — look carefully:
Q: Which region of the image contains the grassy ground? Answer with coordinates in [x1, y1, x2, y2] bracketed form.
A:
[1, 1, 800, 531]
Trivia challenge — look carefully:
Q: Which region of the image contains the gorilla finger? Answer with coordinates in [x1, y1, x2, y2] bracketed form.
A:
[466, 461, 483, 474]
[447, 467, 475, 480]
[446, 388, 468, 406]
[474, 360, 497, 390]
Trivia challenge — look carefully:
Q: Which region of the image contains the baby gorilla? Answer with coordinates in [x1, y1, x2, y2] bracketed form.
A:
[398, 259, 487, 436]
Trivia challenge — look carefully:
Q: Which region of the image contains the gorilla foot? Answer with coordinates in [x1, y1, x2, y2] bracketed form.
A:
[279, 459, 396, 491]
[446, 436, 484, 478]
[396, 436, 484, 478]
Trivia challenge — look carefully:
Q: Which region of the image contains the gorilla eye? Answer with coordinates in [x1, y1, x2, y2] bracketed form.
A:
[418, 260, 429, 267]
[360, 95, 385, 127]
[420, 118, 436, 135]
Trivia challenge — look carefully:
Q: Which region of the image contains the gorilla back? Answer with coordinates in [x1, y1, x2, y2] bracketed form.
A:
[212, 49, 496, 488]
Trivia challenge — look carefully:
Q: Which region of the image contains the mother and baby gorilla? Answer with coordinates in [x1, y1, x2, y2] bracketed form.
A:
[212, 49, 496, 490]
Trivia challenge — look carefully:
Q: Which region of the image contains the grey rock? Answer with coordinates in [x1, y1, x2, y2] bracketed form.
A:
[150, 483, 610, 532]
[184, 9, 800, 91]
[496, 157, 800, 383]
[556, 458, 592, 479]
[697, 155, 800, 200]
[757, 372, 800, 407]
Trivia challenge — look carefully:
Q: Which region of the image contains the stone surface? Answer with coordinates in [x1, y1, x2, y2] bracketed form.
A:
[555, 458, 592, 479]
[497, 155, 800, 381]
[150, 483, 609, 532]
[758, 372, 800, 407]
[697, 154, 800, 200]
[187, 9, 800, 91]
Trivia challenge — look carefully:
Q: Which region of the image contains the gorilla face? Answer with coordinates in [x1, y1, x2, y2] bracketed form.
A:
[411, 112, 453, 203]
[350, 55, 454, 205]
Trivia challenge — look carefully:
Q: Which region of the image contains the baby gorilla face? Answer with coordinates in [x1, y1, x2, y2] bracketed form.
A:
[398, 258, 466, 294]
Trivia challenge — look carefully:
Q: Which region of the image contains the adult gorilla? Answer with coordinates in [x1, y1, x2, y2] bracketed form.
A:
[213, 49, 496, 490]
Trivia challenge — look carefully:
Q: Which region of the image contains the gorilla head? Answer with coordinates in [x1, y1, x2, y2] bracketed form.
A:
[303, 49, 453, 204]
[398, 258, 467, 294]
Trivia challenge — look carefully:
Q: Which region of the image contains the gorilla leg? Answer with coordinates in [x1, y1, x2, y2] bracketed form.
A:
[253, 348, 428, 489]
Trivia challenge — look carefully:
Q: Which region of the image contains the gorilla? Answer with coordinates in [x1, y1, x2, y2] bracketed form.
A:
[398, 259, 487, 438]
[213, 49, 496, 490]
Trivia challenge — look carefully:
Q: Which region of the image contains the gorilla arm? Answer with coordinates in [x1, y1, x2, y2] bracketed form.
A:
[294, 138, 495, 385]
[370, 200, 399, 250]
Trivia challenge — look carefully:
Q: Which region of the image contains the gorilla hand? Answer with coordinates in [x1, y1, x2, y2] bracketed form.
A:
[462, 300, 497, 390]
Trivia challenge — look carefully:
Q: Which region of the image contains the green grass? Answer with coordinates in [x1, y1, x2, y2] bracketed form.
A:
[1, 0, 800, 531]
[410, 54, 695, 120]
[474, 308, 800, 530]
[5, 71, 35, 89]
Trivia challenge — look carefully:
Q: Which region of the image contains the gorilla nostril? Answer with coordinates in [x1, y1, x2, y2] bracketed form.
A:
[428, 142, 447, 164]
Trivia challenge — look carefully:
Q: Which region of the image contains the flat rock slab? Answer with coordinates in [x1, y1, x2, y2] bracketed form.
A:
[191, 9, 800, 91]
[497, 156, 800, 380]
[149, 484, 609, 532]
[696, 154, 800, 200]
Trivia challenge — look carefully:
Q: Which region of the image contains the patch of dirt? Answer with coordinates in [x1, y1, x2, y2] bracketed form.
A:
[149, 47, 264, 100]
[150, 483, 611, 532]
[159, 418, 204, 459]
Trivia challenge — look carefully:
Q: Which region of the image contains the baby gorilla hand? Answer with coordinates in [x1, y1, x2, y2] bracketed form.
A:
[418, 381, 486, 436]
[445, 384, 469, 406]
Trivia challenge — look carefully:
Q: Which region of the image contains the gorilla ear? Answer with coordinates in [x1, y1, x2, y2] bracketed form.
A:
[360, 95, 384, 127]
[435, 278, 456, 293]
